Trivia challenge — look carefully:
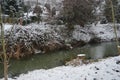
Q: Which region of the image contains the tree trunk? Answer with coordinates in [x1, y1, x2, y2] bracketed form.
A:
[0, 5, 8, 80]
[109, 0, 120, 54]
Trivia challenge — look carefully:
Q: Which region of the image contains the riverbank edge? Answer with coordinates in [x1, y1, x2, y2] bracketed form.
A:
[0, 23, 120, 59]
[1, 55, 120, 80]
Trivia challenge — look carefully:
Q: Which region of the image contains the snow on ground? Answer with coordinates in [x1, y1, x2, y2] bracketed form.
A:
[89, 23, 120, 41]
[2, 24, 12, 31]
[2, 56, 120, 80]
[72, 23, 120, 43]
[90, 23, 115, 41]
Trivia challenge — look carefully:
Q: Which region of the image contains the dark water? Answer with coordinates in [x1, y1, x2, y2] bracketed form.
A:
[0, 42, 118, 78]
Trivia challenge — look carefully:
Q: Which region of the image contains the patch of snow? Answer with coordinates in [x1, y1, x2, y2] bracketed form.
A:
[24, 0, 63, 7]
[90, 23, 119, 41]
[24, 12, 37, 17]
[3, 24, 12, 31]
[72, 25, 91, 42]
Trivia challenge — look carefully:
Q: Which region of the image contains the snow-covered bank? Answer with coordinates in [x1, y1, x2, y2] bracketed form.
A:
[2, 56, 120, 80]
[3, 23, 120, 43]
[72, 23, 120, 42]
[89, 23, 120, 42]
[1, 23, 120, 59]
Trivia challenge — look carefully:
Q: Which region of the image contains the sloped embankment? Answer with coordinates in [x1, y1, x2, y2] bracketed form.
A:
[1, 23, 120, 59]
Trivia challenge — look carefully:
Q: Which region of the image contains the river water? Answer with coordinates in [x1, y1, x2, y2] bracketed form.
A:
[0, 42, 119, 78]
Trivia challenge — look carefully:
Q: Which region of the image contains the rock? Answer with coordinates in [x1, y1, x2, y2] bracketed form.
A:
[116, 61, 120, 64]
[64, 44, 73, 49]
[71, 40, 86, 48]
[112, 69, 120, 72]
[89, 38, 101, 43]
[100, 18, 107, 24]
[95, 66, 99, 70]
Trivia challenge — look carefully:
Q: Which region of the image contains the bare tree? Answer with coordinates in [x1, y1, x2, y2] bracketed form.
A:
[109, 0, 120, 54]
[104, 0, 120, 22]
[60, 0, 96, 27]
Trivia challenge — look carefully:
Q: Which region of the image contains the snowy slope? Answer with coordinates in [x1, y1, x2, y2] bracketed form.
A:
[72, 23, 120, 43]
[3, 23, 120, 46]
[89, 23, 120, 42]
[2, 56, 120, 80]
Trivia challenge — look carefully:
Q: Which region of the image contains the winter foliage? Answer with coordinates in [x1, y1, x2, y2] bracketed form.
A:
[0, 0, 120, 80]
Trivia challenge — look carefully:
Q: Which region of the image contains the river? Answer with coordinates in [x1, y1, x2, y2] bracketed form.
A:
[0, 42, 118, 78]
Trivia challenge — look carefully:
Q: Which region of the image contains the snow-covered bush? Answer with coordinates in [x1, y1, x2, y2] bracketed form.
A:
[3, 24, 67, 59]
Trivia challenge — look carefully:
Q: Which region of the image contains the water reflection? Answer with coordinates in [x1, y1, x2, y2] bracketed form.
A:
[90, 46, 105, 59]
[81, 42, 118, 59]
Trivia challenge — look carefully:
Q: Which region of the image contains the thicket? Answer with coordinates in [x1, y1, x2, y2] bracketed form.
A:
[59, 0, 96, 27]
[1, 0, 25, 17]
[104, 0, 120, 23]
